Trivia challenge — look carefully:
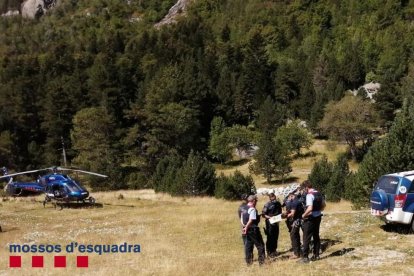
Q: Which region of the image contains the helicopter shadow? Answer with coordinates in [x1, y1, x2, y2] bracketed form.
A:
[47, 202, 104, 210]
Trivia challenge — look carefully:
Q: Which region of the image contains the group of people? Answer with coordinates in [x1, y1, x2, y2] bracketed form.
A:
[238, 180, 325, 265]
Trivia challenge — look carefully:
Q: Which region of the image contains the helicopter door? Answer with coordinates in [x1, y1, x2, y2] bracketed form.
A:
[51, 185, 63, 198]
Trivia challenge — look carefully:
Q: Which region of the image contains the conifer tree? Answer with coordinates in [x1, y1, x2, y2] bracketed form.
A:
[174, 151, 216, 196]
[326, 154, 349, 202]
[308, 155, 333, 194]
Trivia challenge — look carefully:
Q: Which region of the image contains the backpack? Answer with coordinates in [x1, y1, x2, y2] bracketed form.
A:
[240, 205, 249, 225]
[311, 191, 326, 212]
[293, 198, 305, 218]
[241, 208, 260, 226]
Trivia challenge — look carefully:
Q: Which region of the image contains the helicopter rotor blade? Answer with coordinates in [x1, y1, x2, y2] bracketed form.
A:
[54, 167, 108, 178]
[0, 168, 49, 180]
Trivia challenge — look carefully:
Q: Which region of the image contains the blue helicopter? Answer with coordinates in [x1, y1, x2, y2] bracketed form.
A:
[0, 166, 107, 206]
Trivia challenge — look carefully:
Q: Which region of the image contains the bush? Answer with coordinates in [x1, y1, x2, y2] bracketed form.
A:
[126, 172, 150, 190]
[153, 151, 216, 196]
[308, 155, 333, 195]
[215, 171, 256, 200]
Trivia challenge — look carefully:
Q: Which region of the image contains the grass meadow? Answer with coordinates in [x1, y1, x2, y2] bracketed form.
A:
[1, 140, 413, 275]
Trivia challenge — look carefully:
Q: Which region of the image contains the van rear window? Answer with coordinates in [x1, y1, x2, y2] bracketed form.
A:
[375, 176, 399, 194]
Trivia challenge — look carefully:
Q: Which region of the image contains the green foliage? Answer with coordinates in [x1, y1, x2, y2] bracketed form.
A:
[215, 171, 256, 200]
[226, 124, 256, 158]
[126, 171, 150, 190]
[276, 119, 313, 156]
[0, 131, 14, 167]
[319, 94, 381, 160]
[348, 98, 414, 207]
[208, 117, 231, 162]
[308, 155, 333, 195]
[152, 154, 183, 193]
[326, 154, 349, 202]
[208, 117, 256, 162]
[255, 96, 286, 135]
[174, 151, 216, 196]
[152, 151, 216, 196]
[249, 134, 292, 183]
[71, 107, 122, 190]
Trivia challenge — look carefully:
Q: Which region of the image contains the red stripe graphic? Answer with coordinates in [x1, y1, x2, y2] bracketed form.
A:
[77, 256, 89, 268]
[9, 256, 21, 268]
[54, 256, 66, 268]
[32, 256, 44, 268]
[8, 255, 89, 268]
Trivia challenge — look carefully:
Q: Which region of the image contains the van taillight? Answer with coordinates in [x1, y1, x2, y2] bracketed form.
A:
[395, 194, 407, 208]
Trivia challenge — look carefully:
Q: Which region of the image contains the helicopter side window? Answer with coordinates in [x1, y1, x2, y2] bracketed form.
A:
[52, 185, 63, 197]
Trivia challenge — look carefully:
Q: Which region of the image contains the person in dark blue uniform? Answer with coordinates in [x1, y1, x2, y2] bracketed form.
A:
[285, 191, 304, 259]
[298, 180, 326, 263]
[261, 192, 282, 258]
[238, 194, 249, 245]
[242, 195, 265, 265]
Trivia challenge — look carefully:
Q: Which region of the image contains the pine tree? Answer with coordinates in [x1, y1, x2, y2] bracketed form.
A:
[308, 155, 333, 195]
[255, 96, 286, 136]
[250, 134, 292, 183]
[326, 154, 349, 202]
[71, 107, 121, 189]
[174, 151, 216, 196]
[208, 117, 231, 163]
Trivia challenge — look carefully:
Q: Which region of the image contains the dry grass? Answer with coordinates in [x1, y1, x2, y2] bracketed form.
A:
[1, 190, 414, 275]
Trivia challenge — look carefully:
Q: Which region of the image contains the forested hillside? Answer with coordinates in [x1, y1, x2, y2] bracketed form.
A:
[1, 0, 414, 193]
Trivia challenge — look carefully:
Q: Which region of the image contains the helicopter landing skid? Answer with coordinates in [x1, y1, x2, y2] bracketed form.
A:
[43, 196, 96, 210]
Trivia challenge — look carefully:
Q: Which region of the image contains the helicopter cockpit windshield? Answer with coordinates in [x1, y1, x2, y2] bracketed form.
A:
[65, 181, 83, 192]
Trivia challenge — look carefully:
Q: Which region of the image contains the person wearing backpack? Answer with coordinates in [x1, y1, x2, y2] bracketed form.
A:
[298, 180, 326, 263]
[242, 195, 266, 265]
[238, 193, 249, 246]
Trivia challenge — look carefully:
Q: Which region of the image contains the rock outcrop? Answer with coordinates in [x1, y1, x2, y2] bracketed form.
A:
[155, 0, 193, 28]
[256, 183, 301, 198]
[1, 0, 57, 18]
[21, 0, 43, 18]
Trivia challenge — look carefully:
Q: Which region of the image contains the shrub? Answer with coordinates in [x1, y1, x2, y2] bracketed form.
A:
[308, 155, 333, 195]
[215, 171, 256, 200]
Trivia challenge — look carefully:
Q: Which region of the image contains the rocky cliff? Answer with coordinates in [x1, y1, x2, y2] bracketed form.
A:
[155, 0, 193, 28]
[1, 0, 56, 18]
